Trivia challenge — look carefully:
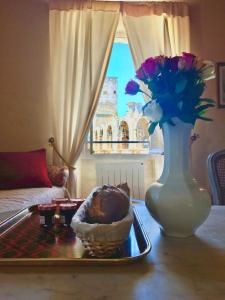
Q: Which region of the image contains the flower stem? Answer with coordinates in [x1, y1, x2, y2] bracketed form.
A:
[140, 90, 151, 98]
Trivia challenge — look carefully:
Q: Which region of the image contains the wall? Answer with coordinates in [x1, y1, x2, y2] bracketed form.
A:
[0, 0, 52, 160]
[188, 0, 225, 189]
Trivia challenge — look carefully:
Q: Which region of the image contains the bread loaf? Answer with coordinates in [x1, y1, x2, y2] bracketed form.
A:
[116, 182, 130, 197]
[87, 185, 130, 224]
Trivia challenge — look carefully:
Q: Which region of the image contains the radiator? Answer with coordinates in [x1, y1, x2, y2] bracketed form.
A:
[96, 161, 145, 200]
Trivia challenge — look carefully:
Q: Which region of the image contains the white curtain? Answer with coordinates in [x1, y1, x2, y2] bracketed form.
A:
[166, 10, 190, 55]
[122, 1, 190, 72]
[122, 1, 190, 149]
[49, 0, 119, 196]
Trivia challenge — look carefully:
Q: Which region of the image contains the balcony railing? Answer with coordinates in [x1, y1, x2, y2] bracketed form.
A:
[88, 140, 150, 154]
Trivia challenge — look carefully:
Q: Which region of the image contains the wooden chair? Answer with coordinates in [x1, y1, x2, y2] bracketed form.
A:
[207, 150, 225, 205]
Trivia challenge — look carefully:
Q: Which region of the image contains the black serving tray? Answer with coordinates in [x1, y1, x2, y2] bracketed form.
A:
[0, 205, 151, 266]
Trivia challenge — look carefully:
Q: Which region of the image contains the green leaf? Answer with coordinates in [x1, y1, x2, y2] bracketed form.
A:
[195, 104, 215, 114]
[199, 109, 207, 116]
[175, 78, 188, 94]
[148, 122, 158, 135]
[199, 98, 216, 104]
[148, 80, 158, 95]
[197, 116, 213, 122]
[184, 81, 205, 101]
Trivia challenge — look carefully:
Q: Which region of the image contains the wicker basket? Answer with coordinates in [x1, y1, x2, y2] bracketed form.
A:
[72, 188, 133, 258]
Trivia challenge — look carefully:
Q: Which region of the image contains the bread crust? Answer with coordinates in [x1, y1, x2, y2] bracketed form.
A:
[87, 185, 130, 224]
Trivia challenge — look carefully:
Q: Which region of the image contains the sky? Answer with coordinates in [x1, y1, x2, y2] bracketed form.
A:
[106, 43, 144, 117]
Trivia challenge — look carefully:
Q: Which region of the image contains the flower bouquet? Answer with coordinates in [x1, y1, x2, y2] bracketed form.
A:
[125, 53, 215, 238]
[125, 53, 215, 134]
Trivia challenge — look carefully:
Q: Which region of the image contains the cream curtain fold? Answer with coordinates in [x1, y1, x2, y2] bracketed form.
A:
[122, 1, 190, 149]
[123, 14, 165, 68]
[165, 14, 190, 56]
[49, 1, 119, 196]
[122, 1, 190, 67]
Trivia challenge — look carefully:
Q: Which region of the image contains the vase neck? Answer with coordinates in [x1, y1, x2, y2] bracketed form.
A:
[160, 119, 193, 182]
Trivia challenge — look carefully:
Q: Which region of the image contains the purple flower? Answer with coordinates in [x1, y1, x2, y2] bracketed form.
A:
[125, 80, 140, 95]
[141, 58, 158, 77]
[136, 66, 146, 81]
[165, 56, 180, 71]
[182, 52, 196, 69]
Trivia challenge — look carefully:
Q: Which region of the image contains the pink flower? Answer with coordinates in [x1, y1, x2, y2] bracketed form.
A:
[178, 58, 186, 70]
[182, 52, 196, 70]
[141, 58, 158, 77]
[136, 67, 146, 81]
[154, 55, 166, 66]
